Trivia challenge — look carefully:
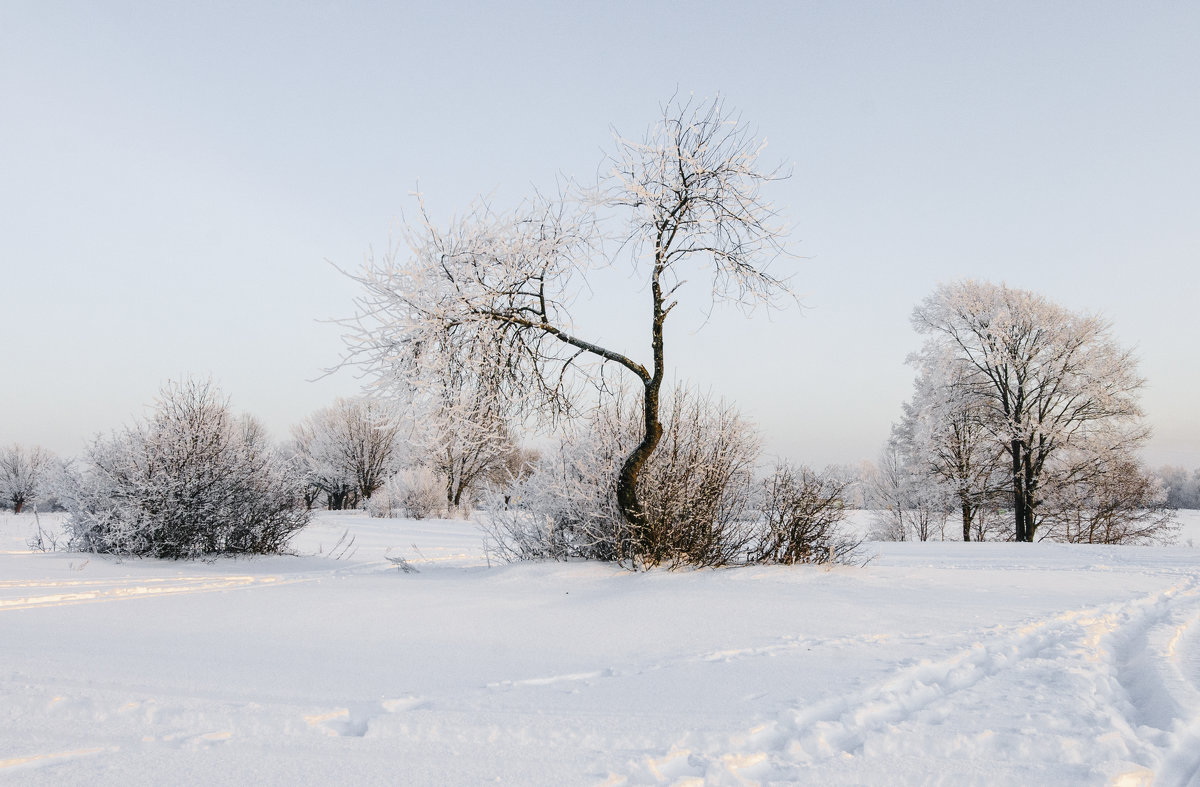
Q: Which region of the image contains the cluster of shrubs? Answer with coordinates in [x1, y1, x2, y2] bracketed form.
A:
[14, 379, 864, 569]
[481, 386, 866, 569]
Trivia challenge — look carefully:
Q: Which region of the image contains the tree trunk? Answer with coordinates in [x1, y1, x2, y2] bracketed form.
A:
[615, 379, 663, 559]
[1011, 439, 1028, 542]
[327, 487, 349, 510]
[1023, 455, 1038, 541]
[960, 495, 972, 542]
[614, 261, 667, 564]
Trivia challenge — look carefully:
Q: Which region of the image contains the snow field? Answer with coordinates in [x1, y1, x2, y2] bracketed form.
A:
[2, 511, 1199, 785]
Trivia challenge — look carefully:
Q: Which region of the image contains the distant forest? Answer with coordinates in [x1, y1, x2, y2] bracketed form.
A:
[1155, 466, 1200, 509]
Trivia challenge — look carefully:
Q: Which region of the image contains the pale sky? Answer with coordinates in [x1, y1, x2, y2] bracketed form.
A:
[3, 1, 1198, 468]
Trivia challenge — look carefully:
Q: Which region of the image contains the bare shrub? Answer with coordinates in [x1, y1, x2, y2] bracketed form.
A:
[367, 467, 445, 520]
[61, 379, 310, 558]
[481, 399, 633, 563]
[753, 463, 866, 565]
[634, 388, 759, 567]
[483, 385, 759, 568]
[1039, 458, 1178, 544]
[364, 482, 399, 519]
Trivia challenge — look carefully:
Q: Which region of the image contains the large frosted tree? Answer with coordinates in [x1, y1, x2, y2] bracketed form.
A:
[911, 281, 1145, 542]
[341, 97, 793, 559]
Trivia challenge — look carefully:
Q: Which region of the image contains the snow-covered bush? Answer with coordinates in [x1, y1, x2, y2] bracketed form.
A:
[480, 427, 623, 562]
[636, 389, 760, 566]
[753, 462, 865, 565]
[367, 467, 444, 519]
[365, 476, 400, 519]
[483, 385, 760, 568]
[61, 379, 311, 558]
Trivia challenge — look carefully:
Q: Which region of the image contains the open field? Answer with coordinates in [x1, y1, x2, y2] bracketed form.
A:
[3, 511, 1199, 785]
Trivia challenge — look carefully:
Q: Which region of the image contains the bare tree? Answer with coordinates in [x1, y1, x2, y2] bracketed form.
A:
[822, 463, 871, 509]
[868, 440, 948, 542]
[292, 398, 405, 509]
[341, 96, 792, 561]
[893, 354, 1006, 541]
[346, 311, 525, 515]
[0, 444, 53, 513]
[407, 349, 523, 514]
[912, 281, 1145, 542]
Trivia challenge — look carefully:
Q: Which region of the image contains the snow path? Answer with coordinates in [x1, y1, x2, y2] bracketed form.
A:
[2, 511, 1200, 785]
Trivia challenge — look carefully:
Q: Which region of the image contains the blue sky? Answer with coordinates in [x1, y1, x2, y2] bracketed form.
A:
[3, 1, 1198, 467]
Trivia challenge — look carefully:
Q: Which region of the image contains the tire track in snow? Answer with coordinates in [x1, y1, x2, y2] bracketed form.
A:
[1138, 587, 1200, 787]
[616, 574, 1200, 785]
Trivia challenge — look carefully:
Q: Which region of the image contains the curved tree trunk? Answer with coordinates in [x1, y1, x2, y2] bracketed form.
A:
[615, 379, 663, 559]
[614, 253, 668, 564]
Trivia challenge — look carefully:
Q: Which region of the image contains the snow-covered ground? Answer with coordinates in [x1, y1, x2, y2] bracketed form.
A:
[3, 510, 1200, 785]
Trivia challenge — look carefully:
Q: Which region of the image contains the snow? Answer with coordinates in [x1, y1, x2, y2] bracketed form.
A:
[3, 510, 1200, 785]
